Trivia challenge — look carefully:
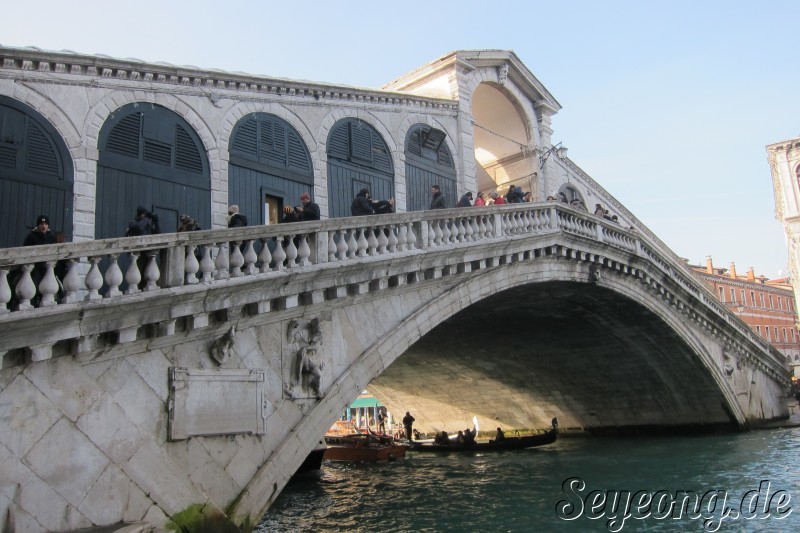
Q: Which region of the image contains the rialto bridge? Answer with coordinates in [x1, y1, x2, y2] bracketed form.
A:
[0, 46, 791, 531]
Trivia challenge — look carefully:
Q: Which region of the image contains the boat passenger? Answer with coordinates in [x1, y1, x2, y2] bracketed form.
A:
[456, 430, 465, 445]
[463, 428, 476, 445]
[495, 427, 505, 441]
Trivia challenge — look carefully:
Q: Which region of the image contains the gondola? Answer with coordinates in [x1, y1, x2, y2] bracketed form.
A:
[409, 419, 558, 453]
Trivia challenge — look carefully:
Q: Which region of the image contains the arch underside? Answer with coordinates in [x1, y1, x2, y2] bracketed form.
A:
[370, 281, 735, 434]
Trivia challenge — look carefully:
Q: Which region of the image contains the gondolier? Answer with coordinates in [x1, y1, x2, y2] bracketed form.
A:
[402, 412, 415, 442]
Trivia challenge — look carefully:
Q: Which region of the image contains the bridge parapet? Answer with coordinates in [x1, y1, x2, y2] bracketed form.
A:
[0, 202, 786, 383]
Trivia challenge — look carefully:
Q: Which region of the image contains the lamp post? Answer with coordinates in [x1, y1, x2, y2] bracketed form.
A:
[539, 142, 567, 170]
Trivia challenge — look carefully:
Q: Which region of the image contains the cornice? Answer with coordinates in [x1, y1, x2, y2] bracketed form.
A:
[0, 45, 459, 112]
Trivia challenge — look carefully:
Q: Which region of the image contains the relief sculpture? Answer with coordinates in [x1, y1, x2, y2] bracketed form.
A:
[285, 317, 326, 400]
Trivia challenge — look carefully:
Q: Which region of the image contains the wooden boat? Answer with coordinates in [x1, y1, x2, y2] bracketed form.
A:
[409, 420, 558, 453]
[323, 433, 407, 462]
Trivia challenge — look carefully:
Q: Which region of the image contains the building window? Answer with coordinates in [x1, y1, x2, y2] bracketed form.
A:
[760, 293, 765, 307]
[730, 288, 736, 302]
[740, 289, 746, 304]
[769, 295, 774, 309]
[750, 291, 756, 306]
[779, 298, 784, 310]
[756, 325, 761, 335]
[784, 328, 788, 342]
[766, 326, 771, 341]
[718, 286, 724, 301]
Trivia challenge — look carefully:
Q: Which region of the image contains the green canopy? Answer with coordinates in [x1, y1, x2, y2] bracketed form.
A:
[349, 397, 383, 409]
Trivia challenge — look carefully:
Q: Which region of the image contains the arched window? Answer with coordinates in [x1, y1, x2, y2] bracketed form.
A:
[97, 103, 209, 237]
[558, 184, 584, 204]
[0, 97, 73, 248]
[405, 124, 456, 211]
[229, 113, 313, 224]
[327, 119, 393, 218]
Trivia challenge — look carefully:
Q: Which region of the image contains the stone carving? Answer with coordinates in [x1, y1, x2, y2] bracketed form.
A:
[723, 350, 739, 378]
[497, 63, 509, 85]
[210, 325, 236, 365]
[285, 318, 325, 399]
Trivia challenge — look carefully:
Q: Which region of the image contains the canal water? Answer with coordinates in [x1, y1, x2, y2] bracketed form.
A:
[257, 427, 800, 532]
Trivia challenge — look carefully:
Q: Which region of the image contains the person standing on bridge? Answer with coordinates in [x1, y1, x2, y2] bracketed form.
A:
[429, 185, 447, 209]
[402, 411, 416, 442]
[227, 205, 248, 228]
[297, 192, 320, 221]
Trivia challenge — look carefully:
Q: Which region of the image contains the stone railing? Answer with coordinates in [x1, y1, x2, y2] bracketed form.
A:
[0, 202, 785, 375]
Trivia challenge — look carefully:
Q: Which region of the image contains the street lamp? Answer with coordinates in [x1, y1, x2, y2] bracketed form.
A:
[539, 142, 567, 170]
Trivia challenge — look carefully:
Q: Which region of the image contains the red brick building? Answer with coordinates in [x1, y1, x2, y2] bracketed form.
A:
[690, 257, 800, 377]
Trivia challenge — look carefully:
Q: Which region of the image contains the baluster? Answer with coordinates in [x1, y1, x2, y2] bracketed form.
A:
[285, 236, 298, 267]
[355, 228, 368, 257]
[215, 243, 230, 280]
[532, 210, 541, 231]
[60, 259, 80, 303]
[464, 218, 474, 242]
[386, 226, 398, 252]
[104, 254, 123, 297]
[455, 219, 465, 242]
[477, 216, 486, 240]
[336, 230, 349, 260]
[125, 253, 142, 294]
[347, 229, 358, 258]
[450, 219, 459, 243]
[0, 269, 11, 313]
[143, 252, 160, 292]
[297, 235, 311, 266]
[36, 261, 59, 307]
[85, 257, 103, 301]
[430, 221, 441, 246]
[367, 228, 378, 255]
[469, 217, 479, 241]
[328, 232, 338, 261]
[441, 220, 452, 244]
[258, 238, 273, 272]
[199, 245, 215, 282]
[185, 245, 200, 284]
[272, 238, 287, 270]
[243, 240, 258, 275]
[397, 224, 407, 251]
[484, 215, 494, 237]
[14, 264, 36, 310]
[230, 242, 244, 277]
[406, 222, 417, 250]
[522, 211, 533, 233]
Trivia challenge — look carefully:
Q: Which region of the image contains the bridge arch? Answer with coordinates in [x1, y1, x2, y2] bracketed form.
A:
[470, 81, 538, 198]
[347, 258, 744, 432]
[95, 102, 211, 237]
[0, 96, 75, 248]
[325, 116, 395, 218]
[402, 123, 458, 211]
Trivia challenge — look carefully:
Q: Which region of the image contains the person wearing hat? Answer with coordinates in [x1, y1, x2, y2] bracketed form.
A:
[456, 191, 473, 208]
[297, 192, 320, 221]
[23, 215, 58, 246]
[125, 206, 159, 236]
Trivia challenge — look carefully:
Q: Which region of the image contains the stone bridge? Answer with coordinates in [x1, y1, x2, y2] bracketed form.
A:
[0, 203, 790, 531]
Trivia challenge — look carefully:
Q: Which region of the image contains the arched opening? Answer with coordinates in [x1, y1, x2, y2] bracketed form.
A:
[96, 103, 210, 238]
[0, 97, 73, 248]
[471, 83, 535, 200]
[404, 124, 456, 211]
[326, 118, 394, 217]
[558, 184, 585, 205]
[229, 113, 314, 225]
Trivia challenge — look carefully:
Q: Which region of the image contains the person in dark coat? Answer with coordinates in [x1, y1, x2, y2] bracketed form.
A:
[125, 206, 159, 236]
[298, 192, 320, 221]
[456, 192, 473, 207]
[351, 188, 375, 216]
[23, 215, 58, 247]
[280, 206, 302, 223]
[21, 215, 59, 307]
[402, 411, 416, 442]
[227, 205, 248, 228]
[429, 185, 447, 209]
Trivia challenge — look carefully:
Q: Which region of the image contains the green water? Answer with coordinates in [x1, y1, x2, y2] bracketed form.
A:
[257, 428, 800, 532]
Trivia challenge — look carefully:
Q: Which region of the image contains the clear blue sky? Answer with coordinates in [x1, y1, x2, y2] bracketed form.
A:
[5, 0, 797, 277]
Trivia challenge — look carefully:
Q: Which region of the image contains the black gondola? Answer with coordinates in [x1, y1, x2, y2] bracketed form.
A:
[409, 419, 558, 453]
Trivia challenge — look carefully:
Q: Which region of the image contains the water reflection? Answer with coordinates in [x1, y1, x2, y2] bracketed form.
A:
[258, 429, 800, 532]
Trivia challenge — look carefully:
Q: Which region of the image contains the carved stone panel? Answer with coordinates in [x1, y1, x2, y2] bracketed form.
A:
[168, 367, 266, 441]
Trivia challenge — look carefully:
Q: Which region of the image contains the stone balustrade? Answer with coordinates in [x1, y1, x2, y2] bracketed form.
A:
[0, 201, 782, 376]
